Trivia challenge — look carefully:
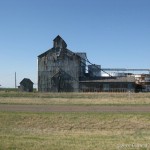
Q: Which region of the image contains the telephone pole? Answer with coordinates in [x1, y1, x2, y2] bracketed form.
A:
[15, 72, 17, 88]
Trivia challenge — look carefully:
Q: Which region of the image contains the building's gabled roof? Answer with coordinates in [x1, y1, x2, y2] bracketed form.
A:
[53, 35, 61, 40]
[38, 48, 53, 58]
[53, 35, 67, 47]
[51, 69, 76, 81]
[53, 35, 67, 48]
[38, 35, 67, 58]
[38, 35, 85, 62]
[20, 78, 34, 85]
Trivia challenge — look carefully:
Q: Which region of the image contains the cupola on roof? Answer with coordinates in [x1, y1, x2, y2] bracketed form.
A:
[53, 35, 67, 48]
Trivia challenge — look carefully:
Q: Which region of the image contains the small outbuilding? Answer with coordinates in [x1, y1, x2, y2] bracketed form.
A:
[19, 78, 34, 92]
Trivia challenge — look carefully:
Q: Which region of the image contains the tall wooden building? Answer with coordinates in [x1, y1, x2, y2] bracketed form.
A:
[38, 35, 86, 92]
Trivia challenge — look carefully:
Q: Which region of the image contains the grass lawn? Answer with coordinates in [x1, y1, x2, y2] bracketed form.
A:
[0, 92, 150, 149]
[0, 112, 150, 150]
[0, 91, 150, 105]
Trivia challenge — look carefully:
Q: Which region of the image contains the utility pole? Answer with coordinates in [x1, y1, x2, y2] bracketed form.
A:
[15, 72, 17, 88]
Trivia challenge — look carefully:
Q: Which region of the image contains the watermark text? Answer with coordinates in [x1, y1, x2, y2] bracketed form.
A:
[117, 143, 149, 149]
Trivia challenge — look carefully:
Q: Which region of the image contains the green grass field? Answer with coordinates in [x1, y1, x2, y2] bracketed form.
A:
[0, 91, 150, 105]
[0, 112, 150, 150]
[0, 91, 150, 150]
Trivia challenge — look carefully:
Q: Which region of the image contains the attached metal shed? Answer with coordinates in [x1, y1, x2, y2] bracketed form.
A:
[79, 76, 135, 92]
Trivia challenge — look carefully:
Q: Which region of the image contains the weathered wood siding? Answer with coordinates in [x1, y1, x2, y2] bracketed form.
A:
[38, 48, 81, 92]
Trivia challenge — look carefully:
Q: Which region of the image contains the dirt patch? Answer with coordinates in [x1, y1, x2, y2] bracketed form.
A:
[0, 104, 150, 113]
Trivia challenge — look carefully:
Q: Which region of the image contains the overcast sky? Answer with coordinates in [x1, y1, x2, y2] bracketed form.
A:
[0, 0, 150, 88]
